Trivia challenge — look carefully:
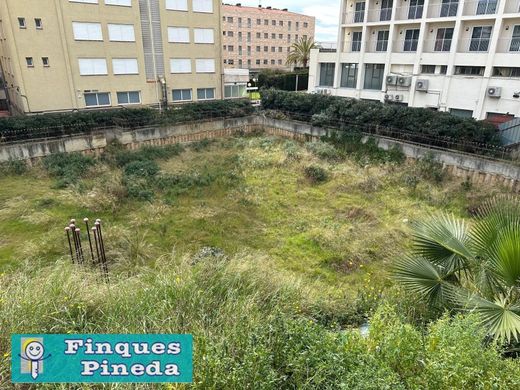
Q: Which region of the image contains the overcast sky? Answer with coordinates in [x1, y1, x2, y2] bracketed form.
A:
[227, 1, 341, 42]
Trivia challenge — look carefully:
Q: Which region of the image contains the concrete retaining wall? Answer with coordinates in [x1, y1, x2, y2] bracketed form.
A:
[1, 114, 519, 192]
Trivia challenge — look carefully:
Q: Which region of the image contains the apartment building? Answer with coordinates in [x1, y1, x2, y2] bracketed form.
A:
[221, 4, 315, 70]
[309, 0, 520, 120]
[0, 0, 222, 114]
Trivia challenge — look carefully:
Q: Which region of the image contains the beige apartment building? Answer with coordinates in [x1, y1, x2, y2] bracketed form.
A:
[221, 4, 315, 70]
[0, 0, 223, 114]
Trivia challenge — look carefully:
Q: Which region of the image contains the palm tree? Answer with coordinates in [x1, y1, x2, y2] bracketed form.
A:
[393, 196, 520, 344]
[286, 36, 316, 68]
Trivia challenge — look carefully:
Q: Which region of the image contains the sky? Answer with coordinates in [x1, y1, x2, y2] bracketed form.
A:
[227, 0, 341, 42]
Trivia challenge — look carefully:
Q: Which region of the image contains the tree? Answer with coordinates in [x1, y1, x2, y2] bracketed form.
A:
[393, 196, 520, 344]
[286, 36, 316, 68]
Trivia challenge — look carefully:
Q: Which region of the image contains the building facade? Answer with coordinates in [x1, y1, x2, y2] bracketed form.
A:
[0, 0, 223, 114]
[309, 0, 520, 120]
[221, 4, 315, 70]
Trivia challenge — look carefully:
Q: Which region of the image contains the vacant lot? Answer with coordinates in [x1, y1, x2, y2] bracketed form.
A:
[1, 135, 514, 388]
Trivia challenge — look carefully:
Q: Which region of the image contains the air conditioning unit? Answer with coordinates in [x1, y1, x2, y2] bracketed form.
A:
[487, 86, 501, 98]
[397, 76, 412, 87]
[384, 94, 393, 101]
[415, 79, 429, 92]
[386, 75, 398, 86]
[394, 94, 404, 102]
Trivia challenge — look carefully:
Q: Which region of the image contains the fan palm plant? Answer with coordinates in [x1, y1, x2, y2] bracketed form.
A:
[393, 196, 520, 343]
[286, 36, 316, 68]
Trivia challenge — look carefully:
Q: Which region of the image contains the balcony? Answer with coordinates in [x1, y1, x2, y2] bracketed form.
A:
[422, 38, 454, 52]
[365, 39, 389, 53]
[462, 0, 499, 16]
[342, 11, 366, 24]
[341, 39, 363, 52]
[504, 0, 520, 13]
[395, 4, 425, 20]
[495, 37, 520, 52]
[457, 38, 491, 52]
[367, 8, 393, 22]
[393, 38, 420, 52]
[427, 1, 459, 18]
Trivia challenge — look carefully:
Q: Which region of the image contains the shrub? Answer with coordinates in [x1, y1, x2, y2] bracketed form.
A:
[306, 141, 342, 161]
[43, 152, 95, 187]
[304, 165, 328, 183]
[258, 69, 309, 91]
[0, 159, 27, 175]
[123, 160, 160, 179]
[261, 89, 499, 146]
[416, 152, 445, 183]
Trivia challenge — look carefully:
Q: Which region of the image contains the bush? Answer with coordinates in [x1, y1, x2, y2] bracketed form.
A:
[261, 89, 499, 146]
[304, 165, 328, 184]
[123, 160, 160, 179]
[0, 159, 27, 175]
[43, 152, 95, 187]
[416, 152, 445, 184]
[306, 141, 342, 161]
[258, 69, 309, 91]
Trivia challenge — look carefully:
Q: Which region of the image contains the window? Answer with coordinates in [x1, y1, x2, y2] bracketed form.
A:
[35, 18, 43, 29]
[239, 46, 242, 54]
[195, 59, 215, 73]
[197, 88, 215, 100]
[224, 84, 246, 98]
[271, 33, 276, 39]
[439, 65, 448, 74]
[117, 91, 141, 105]
[364, 63, 385, 90]
[227, 31, 233, 37]
[355, 2, 365, 23]
[70, 0, 98, 3]
[510, 26, 520, 52]
[256, 19, 261, 25]
[256, 46, 260, 52]
[304, 22, 308, 28]
[105, 0, 131, 6]
[264, 46, 268, 52]
[25, 57, 33, 67]
[256, 32, 261, 38]
[264, 19, 268, 25]
[170, 58, 191, 73]
[194, 28, 214, 43]
[227, 17, 233, 23]
[228, 59, 234, 65]
[168, 27, 190, 43]
[112, 58, 138, 75]
[108, 24, 135, 42]
[172, 89, 192, 101]
[278, 46, 283, 52]
[421, 65, 436, 74]
[470, 26, 492, 52]
[319, 63, 335, 87]
[192, 0, 213, 13]
[228, 45, 234, 52]
[238, 32, 242, 39]
[278, 59, 282, 65]
[264, 59, 268, 65]
[42, 57, 49, 67]
[450, 108, 473, 118]
[380, 0, 393, 21]
[376, 30, 389, 52]
[256, 59, 261, 65]
[279, 21, 283, 26]
[352, 31, 362, 51]
[341, 63, 358, 88]
[72, 22, 103, 41]
[18, 18, 26, 28]
[78, 58, 107, 75]
[435, 28, 453, 51]
[279, 33, 283, 39]
[476, 0, 498, 15]
[264, 33, 268, 39]
[166, 0, 188, 11]
[455, 66, 485, 75]
[408, 0, 424, 19]
[271, 46, 275, 52]
[404, 29, 420, 52]
[296, 22, 300, 30]
[247, 32, 251, 42]
[84, 92, 110, 107]
[440, 0, 458, 17]
[492, 67, 520, 77]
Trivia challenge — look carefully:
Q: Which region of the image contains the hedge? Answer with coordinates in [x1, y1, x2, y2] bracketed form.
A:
[0, 99, 254, 142]
[261, 89, 500, 146]
[258, 70, 309, 92]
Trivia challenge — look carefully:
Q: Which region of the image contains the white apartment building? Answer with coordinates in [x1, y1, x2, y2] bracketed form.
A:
[308, 0, 520, 121]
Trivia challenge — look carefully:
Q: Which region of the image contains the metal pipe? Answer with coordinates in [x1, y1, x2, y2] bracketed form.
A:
[65, 227, 74, 264]
[84, 218, 95, 264]
[75, 228, 84, 264]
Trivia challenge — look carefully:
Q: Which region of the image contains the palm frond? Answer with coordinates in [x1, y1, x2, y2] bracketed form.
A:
[392, 256, 454, 307]
[455, 291, 520, 343]
[410, 214, 474, 273]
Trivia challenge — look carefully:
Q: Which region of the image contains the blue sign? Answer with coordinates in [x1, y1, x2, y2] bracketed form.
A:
[11, 334, 193, 383]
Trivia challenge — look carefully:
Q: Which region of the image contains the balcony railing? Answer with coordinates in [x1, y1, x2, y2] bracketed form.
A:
[462, 0, 499, 16]
[395, 5, 425, 20]
[457, 38, 491, 52]
[495, 37, 520, 52]
[341, 39, 363, 52]
[342, 11, 366, 24]
[365, 40, 389, 52]
[394, 39, 420, 52]
[366, 8, 393, 22]
[422, 38, 454, 52]
[427, 1, 459, 17]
